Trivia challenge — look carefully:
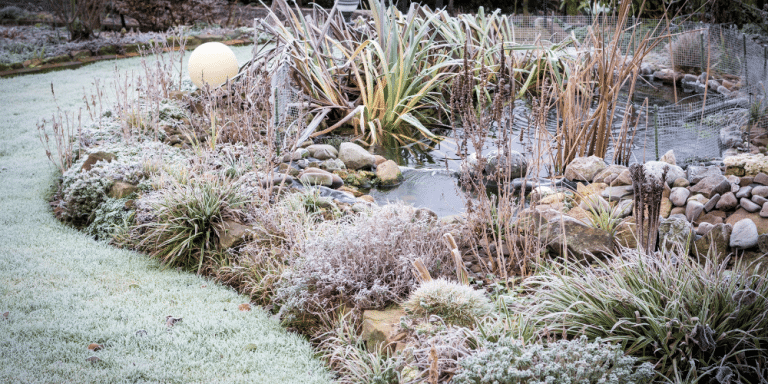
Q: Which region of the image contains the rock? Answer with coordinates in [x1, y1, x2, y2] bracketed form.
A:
[671, 207, 686, 216]
[692, 223, 731, 263]
[727, 208, 768, 235]
[689, 174, 731, 198]
[614, 218, 637, 249]
[259, 173, 295, 189]
[601, 185, 634, 201]
[644, 161, 685, 186]
[740, 176, 753, 187]
[615, 199, 633, 218]
[753, 195, 768, 206]
[565, 206, 592, 224]
[741, 198, 761, 213]
[319, 158, 346, 172]
[339, 142, 375, 170]
[484, 150, 527, 178]
[730, 219, 759, 249]
[565, 156, 607, 182]
[361, 307, 405, 353]
[592, 164, 628, 185]
[759, 234, 768, 253]
[579, 194, 610, 212]
[615, 169, 632, 185]
[687, 165, 722, 184]
[658, 214, 693, 251]
[672, 177, 690, 188]
[541, 216, 614, 260]
[688, 194, 708, 205]
[696, 222, 714, 235]
[541, 192, 567, 205]
[306, 144, 338, 160]
[282, 148, 309, 162]
[736, 186, 752, 199]
[108, 181, 138, 199]
[686, 200, 704, 222]
[720, 124, 744, 149]
[670, 187, 690, 207]
[695, 211, 725, 226]
[661, 198, 673, 218]
[414, 207, 438, 222]
[358, 195, 375, 203]
[217, 220, 252, 249]
[376, 160, 403, 187]
[754, 172, 768, 186]
[299, 168, 339, 188]
[373, 155, 388, 167]
[752, 186, 768, 197]
[575, 182, 608, 201]
[762, 203, 768, 218]
[659, 149, 676, 166]
[723, 153, 768, 176]
[703, 194, 720, 212]
[81, 151, 116, 172]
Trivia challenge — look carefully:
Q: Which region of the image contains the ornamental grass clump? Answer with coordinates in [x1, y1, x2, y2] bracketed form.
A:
[131, 176, 248, 274]
[453, 336, 655, 384]
[403, 278, 493, 327]
[522, 248, 768, 382]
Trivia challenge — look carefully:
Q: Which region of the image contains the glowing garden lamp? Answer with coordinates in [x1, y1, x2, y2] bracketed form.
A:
[187, 42, 238, 89]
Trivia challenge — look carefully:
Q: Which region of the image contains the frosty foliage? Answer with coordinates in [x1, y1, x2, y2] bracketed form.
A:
[402, 278, 492, 326]
[84, 197, 133, 241]
[276, 204, 457, 320]
[453, 336, 655, 384]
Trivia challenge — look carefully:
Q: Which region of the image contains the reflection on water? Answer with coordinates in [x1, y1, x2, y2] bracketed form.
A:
[368, 169, 466, 217]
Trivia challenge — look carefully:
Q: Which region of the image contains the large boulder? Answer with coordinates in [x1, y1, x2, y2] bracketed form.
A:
[375, 160, 403, 187]
[541, 216, 614, 260]
[565, 156, 607, 182]
[338, 142, 375, 170]
[658, 214, 693, 251]
[644, 161, 685, 186]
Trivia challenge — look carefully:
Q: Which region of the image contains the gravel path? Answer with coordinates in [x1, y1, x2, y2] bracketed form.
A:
[0, 47, 331, 384]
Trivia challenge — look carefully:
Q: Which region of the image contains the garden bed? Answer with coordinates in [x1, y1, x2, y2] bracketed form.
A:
[33, 0, 768, 383]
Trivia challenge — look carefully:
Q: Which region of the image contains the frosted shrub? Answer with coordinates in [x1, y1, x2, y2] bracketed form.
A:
[59, 158, 144, 225]
[276, 204, 457, 322]
[453, 336, 655, 384]
[85, 197, 134, 241]
[402, 278, 492, 326]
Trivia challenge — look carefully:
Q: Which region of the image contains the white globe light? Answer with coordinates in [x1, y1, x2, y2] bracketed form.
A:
[188, 42, 239, 89]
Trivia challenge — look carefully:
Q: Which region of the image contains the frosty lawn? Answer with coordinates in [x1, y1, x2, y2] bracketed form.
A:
[0, 47, 331, 384]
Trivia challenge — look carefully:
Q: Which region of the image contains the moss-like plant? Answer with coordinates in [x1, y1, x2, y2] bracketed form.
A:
[453, 336, 655, 384]
[403, 278, 492, 327]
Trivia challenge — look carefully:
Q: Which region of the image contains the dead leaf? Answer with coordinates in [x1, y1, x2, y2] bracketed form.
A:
[238, 303, 251, 311]
[165, 316, 182, 327]
[87, 343, 102, 351]
[2, 312, 8, 319]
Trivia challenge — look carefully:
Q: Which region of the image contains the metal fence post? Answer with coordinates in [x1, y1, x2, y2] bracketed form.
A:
[654, 104, 660, 161]
[744, 34, 748, 86]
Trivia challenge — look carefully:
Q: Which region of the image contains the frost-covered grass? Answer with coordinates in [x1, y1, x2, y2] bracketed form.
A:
[0, 47, 331, 384]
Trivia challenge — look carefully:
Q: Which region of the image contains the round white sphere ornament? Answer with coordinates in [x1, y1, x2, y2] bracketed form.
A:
[187, 42, 239, 89]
